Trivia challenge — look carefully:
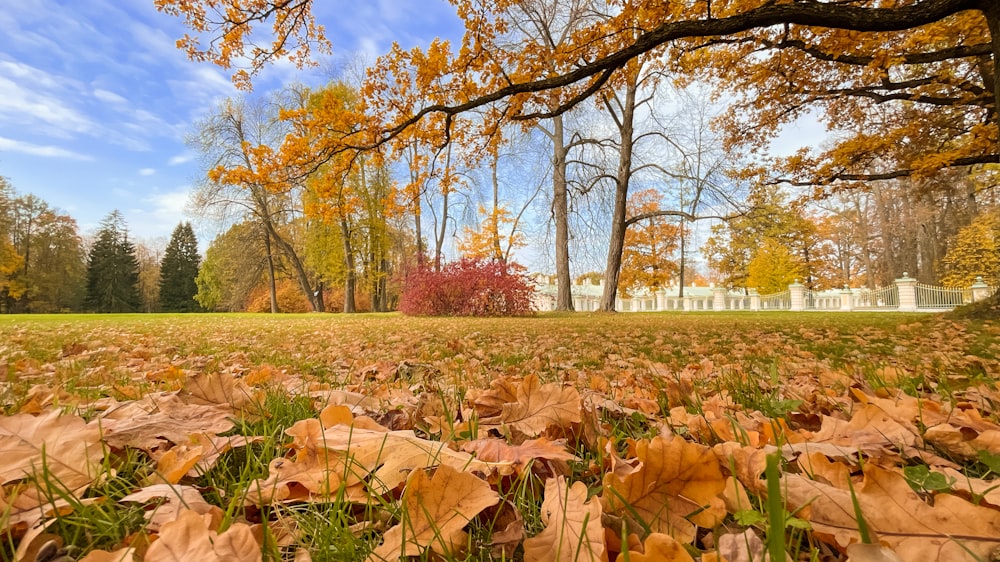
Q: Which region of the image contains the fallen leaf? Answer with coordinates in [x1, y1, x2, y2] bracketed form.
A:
[523, 477, 607, 562]
[784, 464, 1000, 560]
[480, 375, 582, 436]
[144, 509, 260, 562]
[603, 436, 726, 543]
[614, 532, 693, 562]
[367, 465, 499, 561]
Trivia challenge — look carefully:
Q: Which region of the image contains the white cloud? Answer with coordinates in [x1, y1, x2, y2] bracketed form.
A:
[139, 168, 156, 176]
[0, 61, 96, 137]
[0, 136, 92, 160]
[168, 152, 195, 165]
[93, 88, 128, 105]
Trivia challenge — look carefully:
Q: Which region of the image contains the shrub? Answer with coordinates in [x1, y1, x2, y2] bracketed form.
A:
[246, 280, 313, 313]
[398, 258, 536, 316]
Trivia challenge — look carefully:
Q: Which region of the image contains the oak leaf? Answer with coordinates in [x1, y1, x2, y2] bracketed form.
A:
[480, 375, 582, 436]
[366, 465, 499, 561]
[602, 436, 726, 543]
[783, 464, 1000, 560]
[144, 509, 260, 562]
[523, 477, 606, 562]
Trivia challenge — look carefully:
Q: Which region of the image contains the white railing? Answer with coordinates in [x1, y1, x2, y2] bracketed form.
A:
[759, 290, 791, 310]
[533, 274, 996, 313]
[852, 285, 899, 310]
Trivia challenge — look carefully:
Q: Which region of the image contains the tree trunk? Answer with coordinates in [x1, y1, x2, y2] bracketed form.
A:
[552, 115, 574, 311]
[262, 226, 279, 313]
[340, 216, 356, 313]
[678, 221, 687, 298]
[265, 221, 320, 312]
[599, 82, 638, 312]
[435, 144, 453, 272]
[982, 0, 999, 128]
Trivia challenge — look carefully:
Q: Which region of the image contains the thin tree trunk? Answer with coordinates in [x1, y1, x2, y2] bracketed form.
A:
[340, 216, 356, 313]
[262, 226, 279, 313]
[552, 115, 574, 311]
[600, 79, 638, 312]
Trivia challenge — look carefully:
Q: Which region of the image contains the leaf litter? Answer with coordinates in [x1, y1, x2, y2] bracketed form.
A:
[0, 313, 998, 561]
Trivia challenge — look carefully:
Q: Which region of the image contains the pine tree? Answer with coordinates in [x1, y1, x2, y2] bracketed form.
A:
[85, 210, 141, 313]
[159, 222, 202, 312]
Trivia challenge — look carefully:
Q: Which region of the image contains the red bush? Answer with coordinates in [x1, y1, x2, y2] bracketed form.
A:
[398, 258, 536, 316]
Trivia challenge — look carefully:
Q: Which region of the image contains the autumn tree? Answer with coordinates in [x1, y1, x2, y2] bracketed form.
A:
[159, 222, 202, 312]
[196, 221, 270, 312]
[0, 178, 26, 312]
[189, 93, 321, 312]
[617, 189, 681, 297]
[939, 208, 1000, 286]
[86, 210, 141, 313]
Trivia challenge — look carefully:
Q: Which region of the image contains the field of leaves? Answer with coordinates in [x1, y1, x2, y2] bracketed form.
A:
[1, 312, 999, 562]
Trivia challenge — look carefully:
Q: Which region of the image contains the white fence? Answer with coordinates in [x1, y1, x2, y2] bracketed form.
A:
[535, 274, 997, 313]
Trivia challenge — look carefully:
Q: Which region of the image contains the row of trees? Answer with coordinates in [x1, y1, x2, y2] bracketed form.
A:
[0, 180, 201, 314]
[156, 0, 999, 311]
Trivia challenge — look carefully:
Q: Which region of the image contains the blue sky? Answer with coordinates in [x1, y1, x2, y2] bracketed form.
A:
[0, 0, 464, 244]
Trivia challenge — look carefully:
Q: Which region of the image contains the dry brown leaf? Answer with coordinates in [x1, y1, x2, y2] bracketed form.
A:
[939, 467, 1000, 507]
[784, 464, 1000, 560]
[713, 528, 770, 562]
[923, 423, 1000, 460]
[845, 543, 904, 562]
[602, 436, 726, 543]
[366, 465, 499, 561]
[150, 444, 204, 484]
[121, 484, 217, 531]
[522, 477, 607, 562]
[480, 375, 582, 436]
[144, 509, 260, 562]
[247, 420, 513, 504]
[181, 371, 256, 412]
[0, 410, 104, 516]
[462, 437, 579, 473]
[614, 532, 693, 562]
[77, 548, 138, 562]
[99, 393, 234, 451]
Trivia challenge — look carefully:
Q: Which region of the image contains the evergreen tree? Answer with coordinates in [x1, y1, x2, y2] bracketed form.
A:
[159, 222, 202, 312]
[85, 210, 141, 313]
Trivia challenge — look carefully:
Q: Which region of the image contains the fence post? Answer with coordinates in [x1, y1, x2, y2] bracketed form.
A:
[683, 295, 692, 311]
[840, 285, 854, 311]
[656, 290, 666, 311]
[749, 289, 760, 311]
[712, 286, 727, 311]
[896, 272, 917, 312]
[971, 276, 992, 302]
[789, 280, 806, 311]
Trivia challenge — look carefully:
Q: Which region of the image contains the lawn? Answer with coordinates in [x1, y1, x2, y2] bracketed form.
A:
[1, 312, 998, 561]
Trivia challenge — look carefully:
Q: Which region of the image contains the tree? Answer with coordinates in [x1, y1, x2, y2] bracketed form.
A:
[196, 221, 270, 312]
[159, 223, 202, 312]
[158, 0, 999, 184]
[939, 209, 1000, 286]
[617, 189, 681, 297]
[746, 237, 807, 294]
[21, 211, 85, 313]
[86, 211, 141, 313]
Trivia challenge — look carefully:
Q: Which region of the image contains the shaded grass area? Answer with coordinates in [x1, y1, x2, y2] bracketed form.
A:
[0, 311, 998, 560]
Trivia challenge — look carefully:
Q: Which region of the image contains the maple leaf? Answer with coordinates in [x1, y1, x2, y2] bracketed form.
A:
[144, 509, 260, 562]
[783, 464, 1000, 560]
[0, 410, 104, 518]
[614, 533, 693, 562]
[601, 436, 726, 543]
[480, 375, 582, 436]
[522, 476, 607, 562]
[181, 371, 259, 414]
[367, 464, 499, 561]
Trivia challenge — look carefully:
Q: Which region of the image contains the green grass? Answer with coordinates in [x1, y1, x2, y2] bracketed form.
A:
[1, 311, 997, 560]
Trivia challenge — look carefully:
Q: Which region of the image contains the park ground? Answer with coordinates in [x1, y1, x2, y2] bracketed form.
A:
[1, 312, 999, 561]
